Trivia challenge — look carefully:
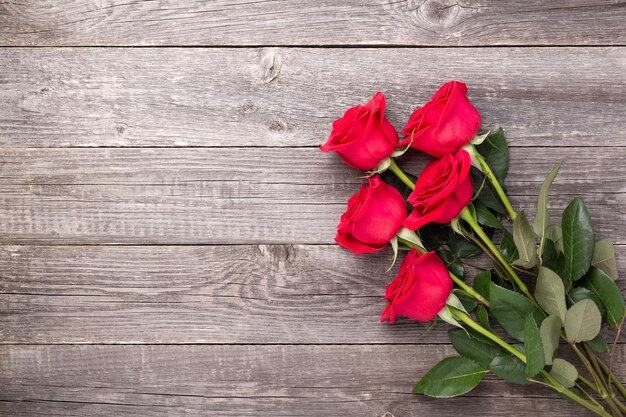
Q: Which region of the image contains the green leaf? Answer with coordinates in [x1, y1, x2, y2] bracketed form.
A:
[500, 229, 519, 264]
[449, 329, 501, 368]
[489, 351, 530, 385]
[456, 291, 478, 312]
[475, 128, 509, 182]
[587, 334, 610, 353]
[413, 357, 486, 398]
[534, 162, 562, 237]
[471, 167, 507, 214]
[592, 238, 619, 281]
[473, 270, 492, 300]
[542, 239, 565, 279]
[564, 299, 602, 342]
[523, 315, 545, 377]
[568, 287, 606, 321]
[535, 267, 567, 322]
[540, 315, 561, 365]
[550, 358, 578, 388]
[436, 248, 464, 278]
[447, 231, 482, 258]
[512, 210, 537, 269]
[420, 223, 450, 251]
[489, 283, 544, 341]
[581, 266, 625, 329]
[475, 305, 492, 330]
[545, 224, 564, 253]
[561, 197, 595, 281]
[475, 202, 503, 230]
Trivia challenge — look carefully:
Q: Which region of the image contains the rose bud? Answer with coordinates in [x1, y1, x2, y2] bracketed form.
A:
[381, 249, 453, 323]
[336, 174, 408, 255]
[402, 81, 481, 158]
[321, 92, 409, 170]
[403, 149, 473, 230]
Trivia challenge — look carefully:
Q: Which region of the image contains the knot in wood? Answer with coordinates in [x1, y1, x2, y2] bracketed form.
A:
[256, 47, 283, 85]
[408, 0, 476, 32]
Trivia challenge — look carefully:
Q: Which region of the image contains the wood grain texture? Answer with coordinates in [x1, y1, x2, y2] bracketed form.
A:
[0, 47, 625, 147]
[0, 1, 625, 46]
[1, 244, 624, 344]
[2, 344, 624, 416]
[0, 147, 624, 245]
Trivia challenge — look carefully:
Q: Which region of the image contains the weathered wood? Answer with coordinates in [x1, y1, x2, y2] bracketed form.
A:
[0, 47, 625, 147]
[1, 244, 624, 344]
[0, 1, 625, 46]
[2, 344, 624, 416]
[0, 147, 623, 245]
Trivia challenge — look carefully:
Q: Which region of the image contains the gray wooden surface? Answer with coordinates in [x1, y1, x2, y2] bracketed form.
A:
[1, 1, 625, 416]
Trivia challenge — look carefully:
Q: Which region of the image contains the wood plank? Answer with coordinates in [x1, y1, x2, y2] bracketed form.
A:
[0, 1, 625, 46]
[0, 47, 625, 147]
[0, 147, 624, 245]
[2, 344, 624, 416]
[1, 244, 624, 344]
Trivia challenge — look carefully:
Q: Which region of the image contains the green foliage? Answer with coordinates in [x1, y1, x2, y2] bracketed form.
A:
[449, 329, 501, 368]
[447, 231, 482, 258]
[540, 315, 561, 365]
[489, 283, 544, 341]
[500, 229, 519, 264]
[592, 238, 619, 281]
[436, 248, 464, 278]
[535, 267, 567, 322]
[587, 334, 610, 353]
[475, 128, 509, 182]
[545, 224, 564, 253]
[568, 287, 606, 321]
[564, 299, 602, 343]
[534, 162, 562, 239]
[472, 270, 492, 300]
[581, 267, 626, 329]
[475, 305, 492, 330]
[475, 202, 503, 230]
[512, 210, 537, 269]
[550, 358, 578, 388]
[561, 197, 595, 281]
[523, 315, 545, 377]
[413, 357, 486, 398]
[489, 351, 530, 385]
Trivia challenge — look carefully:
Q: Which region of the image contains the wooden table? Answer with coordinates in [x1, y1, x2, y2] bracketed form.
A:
[0, 2, 625, 416]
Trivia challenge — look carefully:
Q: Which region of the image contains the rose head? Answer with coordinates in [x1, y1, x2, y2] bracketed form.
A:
[336, 174, 407, 255]
[321, 92, 409, 170]
[403, 149, 473, 230]
[381, 249, 452, 323]
[402, 81, 481, 158]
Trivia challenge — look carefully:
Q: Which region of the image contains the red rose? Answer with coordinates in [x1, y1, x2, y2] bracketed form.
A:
[381, 249, 452, 323]
[336, 174, 407, 255]
[402, 81, 481, 158]
[403, 149, 473, 230]
[321, 92, 409, 170]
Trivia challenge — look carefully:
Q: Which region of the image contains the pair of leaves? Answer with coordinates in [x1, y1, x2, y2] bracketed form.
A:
[581, 267, 625, 329]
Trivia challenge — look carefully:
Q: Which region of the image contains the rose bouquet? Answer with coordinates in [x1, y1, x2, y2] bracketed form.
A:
[321, 82, 626, 416]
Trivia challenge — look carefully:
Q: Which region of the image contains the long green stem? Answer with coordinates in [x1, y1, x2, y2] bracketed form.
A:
[599, 359, 626, 401]
[475, 150, 517, 220]
[453, 309, 613, 417]
[458, 207, 534, 301]
[388, 159, 415, 190]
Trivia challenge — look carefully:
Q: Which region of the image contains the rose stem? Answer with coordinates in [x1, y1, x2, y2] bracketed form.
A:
[474, 149, 517, 220]
[388, 159, 415, 190]
[458, 207, 535, 302]
[452, 308, 613, 417]
[399, 238, 489, 306]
